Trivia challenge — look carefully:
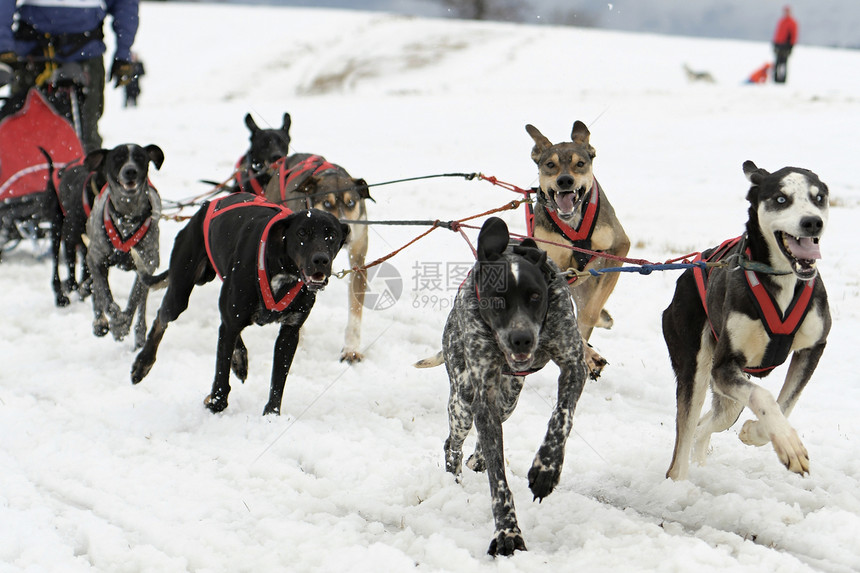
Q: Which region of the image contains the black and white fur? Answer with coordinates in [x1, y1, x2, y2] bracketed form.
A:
[84, 144, 164, 349]
[416, 217, 588, 556]
[664, 160, 830, 480]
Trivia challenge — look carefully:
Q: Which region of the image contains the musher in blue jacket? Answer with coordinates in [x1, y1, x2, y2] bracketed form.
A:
[0, 0, 140, 152]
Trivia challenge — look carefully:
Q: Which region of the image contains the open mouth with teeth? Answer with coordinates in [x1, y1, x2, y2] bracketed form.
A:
[776, 231, 821, 279]
[505, 351, 534, 371]
[552, 187, 586, 219]
[301, 270, 329, 291]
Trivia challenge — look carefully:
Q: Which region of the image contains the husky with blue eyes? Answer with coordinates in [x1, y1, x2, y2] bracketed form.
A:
[663, 160, 831, 481]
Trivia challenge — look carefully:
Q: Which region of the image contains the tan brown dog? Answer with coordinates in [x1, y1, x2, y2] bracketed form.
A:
[264, 153, 371, 363]
[526, 121, 630, 377]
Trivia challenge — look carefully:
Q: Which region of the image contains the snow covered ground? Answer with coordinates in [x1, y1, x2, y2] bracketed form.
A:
[1, 4, 859, 571]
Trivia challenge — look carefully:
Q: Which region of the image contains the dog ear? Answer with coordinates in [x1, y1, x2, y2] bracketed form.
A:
[513, 241, 547, 268]
[245, 113, 260, 134]
[571, 120, 596, 158]
[352, 178, 374, 202]
[83, 148, 109, 172]
[477, 217, 509, 262]
[145, 145, 165, 170]
[526, 124, 552, 164]
[743, 160, 768, 185]
[281, 112, 292, 134]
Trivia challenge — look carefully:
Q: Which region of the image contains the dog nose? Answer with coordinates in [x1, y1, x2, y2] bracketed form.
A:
[311, 253, 330, 268]
[800, 216, 823, 235]
[556, 175, 574, 190]
[121, 165, 139, 181]
[509, 330, 534, 353]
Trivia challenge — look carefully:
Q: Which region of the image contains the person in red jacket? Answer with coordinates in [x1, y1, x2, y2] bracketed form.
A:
[772, 6, 798, 83]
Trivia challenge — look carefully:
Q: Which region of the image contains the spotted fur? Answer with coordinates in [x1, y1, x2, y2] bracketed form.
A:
[419, 217, 588, 556]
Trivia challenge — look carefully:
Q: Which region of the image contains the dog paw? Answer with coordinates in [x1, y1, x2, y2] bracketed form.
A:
[130, 354, 152, 385]
[597, 308, 614, 329]
[204, 393, 229, 413]
[770, 428, 809, 475]
[488, 529, 526, 556]
[93, 316, 109, 337]
[340, 349, 364, 364]
[55, 293, 70, 307]
[528, 457, 561, 501]
[738, 420, 770, 447]
[230, 347, 248, 381]
[584, 344, 608, 380]
[109, 313, 132, 341]
[262, 402, 281, 416]
[465, 451, 486, 473]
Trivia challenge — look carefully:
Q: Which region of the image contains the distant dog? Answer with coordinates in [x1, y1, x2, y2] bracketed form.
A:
[43, 151, 103, 307]
[265, 153, 372, 363]
[526, 121, 630, 377]
[84, 144, 164, 349]
[131, 193, 349, 415]
[233, 112, 291, 195]
[664, 161, 831, 480]
[683, 63, 716, 83]
[416, 217, 588, 556]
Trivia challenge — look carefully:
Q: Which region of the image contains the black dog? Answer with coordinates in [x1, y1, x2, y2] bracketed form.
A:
[43, 151, 103, 306]
[131, 192, 349, 415]
[415, 217, 588, 556]
[664, 161, 831, 480]
[233, 112, 291, 195]
[84, 144, 164, 348]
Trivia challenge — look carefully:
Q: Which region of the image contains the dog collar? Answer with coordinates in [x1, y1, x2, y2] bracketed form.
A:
[102, 186, 153, 253]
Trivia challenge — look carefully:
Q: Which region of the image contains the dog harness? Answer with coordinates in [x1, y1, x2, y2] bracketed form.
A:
[693, 236, 816, 374]
[526, 180, 602, 284]
[233, 154, 269, 196]
[202, 193, 304, 312]
[274, 154, 338, 205]
[101, 186, 154, 253]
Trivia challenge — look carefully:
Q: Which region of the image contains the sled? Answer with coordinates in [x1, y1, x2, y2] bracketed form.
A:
[0, 88, 84, 255]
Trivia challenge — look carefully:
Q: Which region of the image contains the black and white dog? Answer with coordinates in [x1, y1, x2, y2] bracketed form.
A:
[131, 193, 349, 416]
[84, 144, 165, 349]
[663, 161, 830, 480]
[416, 217, 588, 556]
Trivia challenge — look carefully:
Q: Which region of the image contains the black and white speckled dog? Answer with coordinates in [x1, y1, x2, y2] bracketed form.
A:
[84, 144, 165, 349]
[415, 217, 588, 556]
[664, 161, 831, 480]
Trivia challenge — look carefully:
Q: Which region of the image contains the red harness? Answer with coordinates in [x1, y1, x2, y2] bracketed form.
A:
[275, 154, 337, 205]
[526, 180, 601, 284]
[693, 236, 815, 374]
[202, 194, 304, 312]
[234, 154, 268, 196]
[101, 186, 153, 253]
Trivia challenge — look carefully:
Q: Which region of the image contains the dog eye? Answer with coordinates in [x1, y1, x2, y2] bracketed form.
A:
[576, 161, 585, 168]
[529, 292, 542, 303]
[815, 193, 826, 204]
[297, 228, 307, 238]
[323, 200, 334, 209]
[545, 161, 555, 170]
[775, 195, 787, 204]
[345, 199, 355, 208]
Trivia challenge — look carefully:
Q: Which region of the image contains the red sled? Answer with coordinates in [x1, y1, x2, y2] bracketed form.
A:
[0, 89, 84, 254]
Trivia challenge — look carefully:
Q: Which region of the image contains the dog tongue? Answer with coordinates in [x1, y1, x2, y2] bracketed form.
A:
[787, 236, 822, 260]
[556, 192, 575, 213]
